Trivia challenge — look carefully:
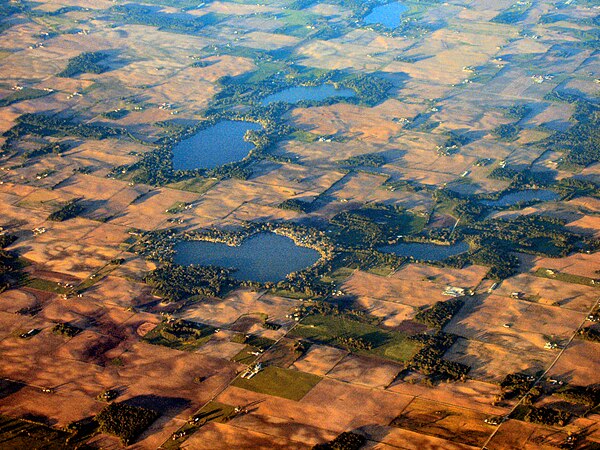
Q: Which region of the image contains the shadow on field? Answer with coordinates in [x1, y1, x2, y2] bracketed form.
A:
[124, 395, 191, 417]
[0, 379, 24, 400]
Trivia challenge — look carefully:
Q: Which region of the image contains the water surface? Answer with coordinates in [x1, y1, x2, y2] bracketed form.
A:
[174, 233, 321, 283]
[481, 189, 558, 208]
[364, 2, 408, 29]
[379, 241, 469, 261]
[261, 84, 355, 105]
[172, 120, 262, 170]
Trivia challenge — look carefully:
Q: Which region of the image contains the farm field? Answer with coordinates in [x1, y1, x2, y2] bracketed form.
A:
[0, 0, 599, 448]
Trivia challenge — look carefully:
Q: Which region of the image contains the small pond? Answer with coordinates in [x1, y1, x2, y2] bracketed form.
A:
[172, 120, 262, 170]
[364, 2, 408, 29]
[173, 233, 321, 283]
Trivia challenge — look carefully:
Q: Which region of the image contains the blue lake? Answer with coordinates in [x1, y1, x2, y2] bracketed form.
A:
[173, 233, 321, 283]
[379, 241, 469, 261]
[172, 120, 262, 170]
[261, 84, 355, 105]
[364, 2, 408, 29]
[481, 189, 559, 208]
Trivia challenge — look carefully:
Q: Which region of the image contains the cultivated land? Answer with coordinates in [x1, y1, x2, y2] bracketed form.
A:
[0, 0, 599, 449]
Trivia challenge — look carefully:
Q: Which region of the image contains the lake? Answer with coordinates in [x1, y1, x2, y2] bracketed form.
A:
[173, 233, 321, 283]
[379, 241, 469, 261]
[364, 2, 408, 29]
[261, 84, 355, 105]
[172, 120, 262, 170]
[481, 189, 559, 208]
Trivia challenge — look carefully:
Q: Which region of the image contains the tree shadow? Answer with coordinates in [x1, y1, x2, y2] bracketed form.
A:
[124, 395, 191, 417]
[20, 413, 55, 427]
[0, 379, 24, 400]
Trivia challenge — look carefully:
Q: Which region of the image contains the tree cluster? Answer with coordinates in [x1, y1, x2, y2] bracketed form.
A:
[52, 323, 82, 338]
[48, 200, 83, 222]
[499, 372, 536, 401]
[523, 406, 571, 427]
[95, 402, 159, 445]
[409, 332, 469, 381]
[557, 384, 600, 409]
[58, 52, 109, 78]
[0, 88, 50, 108]
[578, 326, 600, 343]
[313, 432, 366, 450]
[338, 153, 385, 168]
[145, 263, 232, 301]
[330, 204, 425, 248]
[415, 298, 464, 329]
[106, 4, 218, 35]
[545, 101, 600, 167]
[23, 142, 69, 159]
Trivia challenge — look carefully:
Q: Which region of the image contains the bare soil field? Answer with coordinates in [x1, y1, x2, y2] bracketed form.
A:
[292, 344, 348, 376]
[486, 419, 571, 450]
[444, 338, 554, 383]
[181, 421, 312, 449]
[362, 425, 480, 450]
[445, 294, 585, 353]
[342, 270, 448, 308]
[0, 0, 599, 446]
[181, 290, 299, 329]
[390, 397, 494, 447]
[350, 297, 417, 329]
[326, 354, 401, 389]
[493, 273, 599, 312]
[547, 339, 600, 386]
[393, 263, 489, 290]
[388, 378, 507, 417]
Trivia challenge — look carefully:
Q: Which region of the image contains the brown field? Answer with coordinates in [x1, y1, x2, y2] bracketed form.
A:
[0, 0, 599, 447]
[0, 288, 43, 314]
[493, 273, 599, 312]
[342, 270, 449, 309]
[290, 100, 419, 144]
[216, 379, 414, 437]
[84, 275, 159, 309]
[182, 421, 312, 449]
[110, 187, 201, 230]
[351, 297, 417, 328]
[445, 294, 585, 353]
[530, 252, 600, 279]
[292, 344, 348, 376]
[384, 165, 459, 187]
[197, 337, 246, 361]
[296, 38, 397, 72]
[388, 378, 507, 417]
[390, 397, 495, 447]
[486, 419, 573, 450]
[547, 339, 600, 386]
[249, 160, 346, 195]
[326, 354, 401, 389]
[181, 290, 299, 329]
[363, 425, 479, 450]
[444, 338, 554, 383]
[393, 263, 489, 290]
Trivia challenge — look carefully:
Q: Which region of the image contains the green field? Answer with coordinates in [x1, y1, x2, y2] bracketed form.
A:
[231, 366, 322, 401]
[167, 177, 219, 194]
[144, 320, 216, 351]
[290, 314, 421, 363]
[24, 278, 71, 295]
[534, 268, 600, 287]
[162, 401, 237, 450]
